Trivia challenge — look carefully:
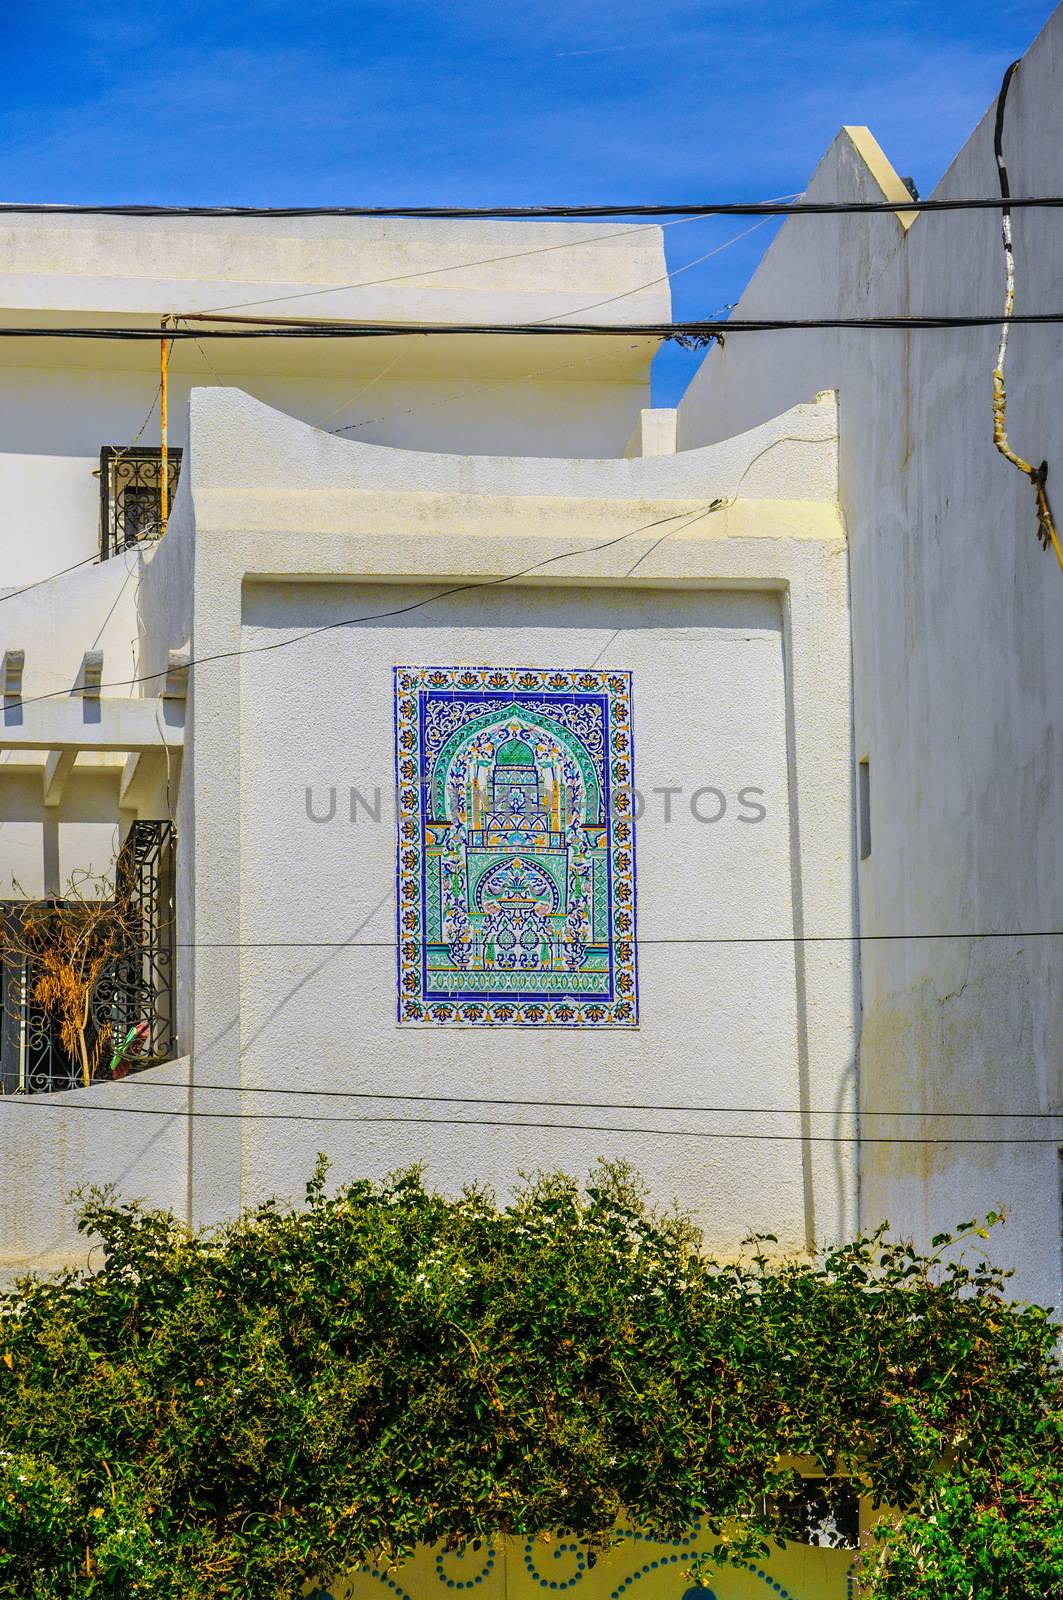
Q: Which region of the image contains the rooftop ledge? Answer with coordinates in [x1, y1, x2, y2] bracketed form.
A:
[186, 387, 841, 524]
[0, 212, 671, 333]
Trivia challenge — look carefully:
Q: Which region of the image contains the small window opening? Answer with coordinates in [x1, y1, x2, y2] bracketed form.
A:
[766, 1477, 861, 1550]
[858, 756, 872, 860]
[99, 446, 183, 560]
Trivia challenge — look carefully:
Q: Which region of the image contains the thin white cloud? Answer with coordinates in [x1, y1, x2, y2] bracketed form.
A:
[555, 45, 644, 57]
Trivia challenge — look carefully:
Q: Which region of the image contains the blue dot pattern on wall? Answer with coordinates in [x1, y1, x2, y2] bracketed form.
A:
[317, 1524, 828, 1600]
[436, 1541, 497, 1589]
[607, 1552, 798, 1600]
[523, 1537, 589, 1590]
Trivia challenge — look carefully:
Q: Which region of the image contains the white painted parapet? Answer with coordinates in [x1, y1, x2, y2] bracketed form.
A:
[624, 409, 678, 458]
[0, 1058, 191, 1283]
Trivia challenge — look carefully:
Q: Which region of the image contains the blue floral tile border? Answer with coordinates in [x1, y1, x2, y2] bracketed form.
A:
[394, 665, 638, 1027]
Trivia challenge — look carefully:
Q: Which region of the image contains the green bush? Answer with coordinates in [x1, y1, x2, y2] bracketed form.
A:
[0, 1160, 1058, 1598]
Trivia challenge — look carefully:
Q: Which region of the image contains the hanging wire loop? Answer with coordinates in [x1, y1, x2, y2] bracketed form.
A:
[991, 60, 1063, 569]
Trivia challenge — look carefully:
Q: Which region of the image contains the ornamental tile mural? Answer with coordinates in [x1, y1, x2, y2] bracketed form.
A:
[393, 665, 638, 1027]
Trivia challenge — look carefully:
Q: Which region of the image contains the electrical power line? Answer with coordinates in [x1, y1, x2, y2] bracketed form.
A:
[7, 312, 1063, 342]
[188, 209, 723, 320]
[0, 927, 1049, 955]
[0, 1097, 1058, 1143]
[0, 929, 1051, 957]
[0, 553, 99, 601]
[4, 500, 728, 712]
[529, 217, 774, 325]
[2, 196, 1062, 219]
[112, 1078, 1063, 1120]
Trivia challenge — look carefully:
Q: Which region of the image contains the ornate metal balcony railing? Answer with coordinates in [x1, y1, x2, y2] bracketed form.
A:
[0, 821, 176, 1094]
[99, 446, 183, 560]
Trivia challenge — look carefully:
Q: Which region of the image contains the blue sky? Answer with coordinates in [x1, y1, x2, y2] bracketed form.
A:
[2, 0, 1056, 403]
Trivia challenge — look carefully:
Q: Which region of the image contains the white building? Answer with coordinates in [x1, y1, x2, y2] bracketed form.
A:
[679, 7, 1063, 1309]
[1, 2, 1060, 1327]
[0, 207, 855, 1279]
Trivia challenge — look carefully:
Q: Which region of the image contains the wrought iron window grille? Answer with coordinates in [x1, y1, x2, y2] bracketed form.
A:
[99, 446, 183, 560]
[0, 821, 176, 1095]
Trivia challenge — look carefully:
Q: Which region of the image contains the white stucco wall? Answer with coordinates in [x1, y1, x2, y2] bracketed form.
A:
[677, 11, 1063, 1306]
[56, 383, 854, 1269]
[0, 361, 660, 593]
[0, 200, 857, 1277]
[0, 554, 146, 895]
[237, 580, 807, 1228]
[0, 1058, 190, 1279]
[0, 378, 856, 1274]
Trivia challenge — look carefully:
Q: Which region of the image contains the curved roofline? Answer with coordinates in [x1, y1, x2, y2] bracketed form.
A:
[187, 384, 838, 507]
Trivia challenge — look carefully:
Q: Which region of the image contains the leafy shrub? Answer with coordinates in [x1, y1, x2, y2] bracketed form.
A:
[0, 1161, 1058, 1598]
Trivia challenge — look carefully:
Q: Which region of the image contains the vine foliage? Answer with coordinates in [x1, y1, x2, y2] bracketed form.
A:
[0, 1161, 1059, 1598]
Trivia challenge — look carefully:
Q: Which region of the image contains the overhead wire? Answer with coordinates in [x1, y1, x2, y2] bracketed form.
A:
[0, 1097, 1057, 1143]
[185, 209, 718, 319]
[3, 499, 733, 713]
[320, 209, 766, 433]
[42, 930, 1063, 947]
[14, 928, 1051, 951]
[14, 312, 1063, 341]
[316, 342, 410, 428]
[532, 216, 775, 324]
[5, 196, 1063, 219]
[108, 1078, 1063, 1121]
[1, 552, 99, 601]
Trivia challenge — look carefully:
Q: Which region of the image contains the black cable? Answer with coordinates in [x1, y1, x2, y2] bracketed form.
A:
[6, 313, 1063, 342]
[0, 376, 172, 604]
[0, 552, 100, 601]
[0, 1098, 1058, 1143]
[2, 197, 1063, 219]
[113, 1078, 1062, 1120]
[4, 502, 725, 713]
[189, 210, 728, 320]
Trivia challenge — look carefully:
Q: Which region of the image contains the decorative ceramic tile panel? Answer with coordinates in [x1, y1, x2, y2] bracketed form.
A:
[393, 666, 638, 1027]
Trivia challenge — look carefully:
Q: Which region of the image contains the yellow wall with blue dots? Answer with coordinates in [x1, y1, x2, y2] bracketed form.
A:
[309, 1525, 853, 1600]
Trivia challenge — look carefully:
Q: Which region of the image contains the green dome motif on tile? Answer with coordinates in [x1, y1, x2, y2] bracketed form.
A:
[495, 737, 535, 767]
